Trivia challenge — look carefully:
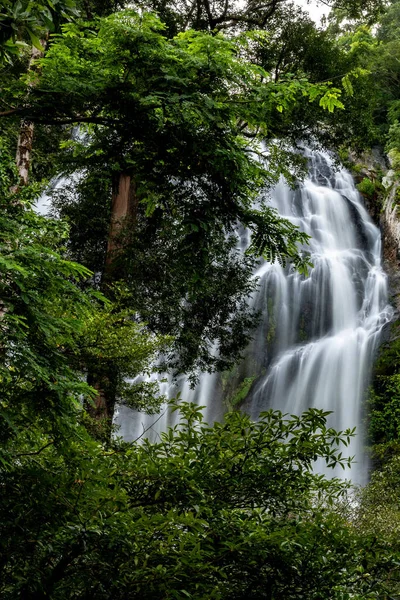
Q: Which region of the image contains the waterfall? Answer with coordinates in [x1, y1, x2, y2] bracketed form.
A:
[116, 150, 393, 483]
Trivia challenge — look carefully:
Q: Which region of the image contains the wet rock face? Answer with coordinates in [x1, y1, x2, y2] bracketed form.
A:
[348, 147, 387, 225]
[382, 191, 400, 319]
[377, 174, 400, 317]
[342, 194, 370, 251]
[309, 154, 336, 187]
[347, 148, 400, 318]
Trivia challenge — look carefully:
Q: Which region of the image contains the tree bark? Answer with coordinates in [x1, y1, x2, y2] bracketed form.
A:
[86, 172, 138, 437]
[15, 119, 35, 187]
[86, 371, 117, 441]
[105, 172, 137, 271]
[14, 45, 44, 189]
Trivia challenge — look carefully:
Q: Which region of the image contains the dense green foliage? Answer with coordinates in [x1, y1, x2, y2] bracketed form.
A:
[0, 0, 78, 62]
[3, 401, 400, 599]
[0, 142, 170, 447]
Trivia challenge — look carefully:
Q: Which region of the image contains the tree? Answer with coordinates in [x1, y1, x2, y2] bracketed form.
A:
[0, 10, 348, 427]
[0, 4, 380, 432]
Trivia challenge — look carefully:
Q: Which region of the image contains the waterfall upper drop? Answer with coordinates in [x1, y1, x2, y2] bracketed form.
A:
[117, 150, 393, 483]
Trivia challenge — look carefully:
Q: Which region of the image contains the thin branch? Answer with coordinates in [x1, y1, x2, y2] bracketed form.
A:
[24, 116, 119, 126]
[202, 0, 215, 28]
[132, 409, 168, 444]
[0, 108, 24, 117]
[0, 97, 17, 110]
[15, 440, 55, 457]
[103, 408, 168, 456]
[183, 0, 198, 29]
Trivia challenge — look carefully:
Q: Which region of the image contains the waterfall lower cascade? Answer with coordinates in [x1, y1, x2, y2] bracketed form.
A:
[117, 151, 393, 483]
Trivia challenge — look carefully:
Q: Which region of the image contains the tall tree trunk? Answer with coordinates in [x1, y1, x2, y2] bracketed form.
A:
[86, 172, 138, 438]
[14, 45, 44, 190]
[15, 120, 35, 187]
[105, 172, 137, 274]
[3, 45, 44, 329]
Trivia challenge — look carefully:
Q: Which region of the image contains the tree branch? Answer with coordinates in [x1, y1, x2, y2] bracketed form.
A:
[15, 440, 55, 457]
[215, 0, 288, 29]
[23, 115, 118, 126]
[0, 108, 24, 117]
[183, 0, 198, 30]
[202, 0, 215, 28]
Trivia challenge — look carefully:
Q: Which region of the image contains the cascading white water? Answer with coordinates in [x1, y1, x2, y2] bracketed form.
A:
[242, 151, 393, 482]
[117, 151, 393, 482]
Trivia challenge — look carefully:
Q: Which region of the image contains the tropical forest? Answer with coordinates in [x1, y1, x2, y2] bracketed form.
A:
[3, 0, 400, 597]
